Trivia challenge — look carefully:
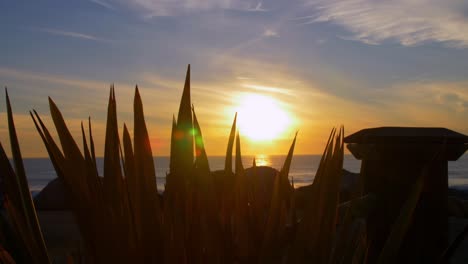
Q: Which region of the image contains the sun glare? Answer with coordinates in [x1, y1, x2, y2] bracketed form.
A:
[236, 93, 291, 141]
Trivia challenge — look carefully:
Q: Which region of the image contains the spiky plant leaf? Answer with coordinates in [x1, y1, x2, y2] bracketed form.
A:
[2, 90, 50, 264]
[34, 103, 105, 261]
[218, 114, 237, 235]
[279, 132, 297, 206]
[30, 110, 66, 180]
[174, 64, 194, 175]
[48, 98, 84, 163]
[35, 97, 132, 262]
[280, 131, 298, 176]
[316, 127, 344, 262]
[6, 92, 31, 220]
[133, 86, 163, 260]
[123, 123, 140, 234]
[232, 132, 252, 259]
[289, 127, 343, 263]
[235, 132, 244, 175]
[103, 87, 125, 215]
[0, 143, 34, 262]
[225, 113, 237, 174]
[192, 106, 210, 174]
[80, 122, 96, 202]
[169, 115, 177, 174]
[88, 117, 98, 175]
[30, 111, 105, 259]
[192, 106, 225, 261]
[86, 118, 103, 198]
[47, 97, 92, 203]
[260, 134, 298, 262]
[100, 88, 135, 260]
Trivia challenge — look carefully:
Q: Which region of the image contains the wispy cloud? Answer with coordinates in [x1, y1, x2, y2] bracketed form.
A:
[242, 84, 294, 96]
[263, 29, 279, 37]
[301, 0, 468, 48]
[89, 0, 115, 10]
[106, 0, 262, 17]
[398, 81, 468, 113]
[37, 28, 105, 41]
[247, 2, 268, 12]
[0, 67, 109, 89]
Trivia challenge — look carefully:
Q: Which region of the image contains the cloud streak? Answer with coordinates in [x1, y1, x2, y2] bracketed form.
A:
[0, 67, 109, 90]
[89, 0, 115, 10]
[247, 2, 267, 12]
[105, 0, 264, 17]
[37, 28, 105, 41]
[301, 0, 468, 48]
[242, 84, 294, 96]
[263, 29, 279, 37]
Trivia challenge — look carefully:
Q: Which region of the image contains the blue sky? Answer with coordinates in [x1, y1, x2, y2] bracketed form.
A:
[1, 0, 468, 156]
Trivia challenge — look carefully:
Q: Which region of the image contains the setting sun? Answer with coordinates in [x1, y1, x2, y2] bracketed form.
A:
[235, 93, 291, 141]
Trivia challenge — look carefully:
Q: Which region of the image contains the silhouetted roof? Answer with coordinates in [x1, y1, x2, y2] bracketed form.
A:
[344, 127, 468, 144]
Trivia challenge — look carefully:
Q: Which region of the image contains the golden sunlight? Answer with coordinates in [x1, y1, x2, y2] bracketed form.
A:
[255, 154, 271, 166]
[235, 93, 291, 141]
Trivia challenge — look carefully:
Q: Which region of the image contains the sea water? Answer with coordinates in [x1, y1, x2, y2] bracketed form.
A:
[23, 154, 468, 193]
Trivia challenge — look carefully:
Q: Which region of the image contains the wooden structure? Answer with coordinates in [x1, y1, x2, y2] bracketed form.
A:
[344, 127, 468, 262]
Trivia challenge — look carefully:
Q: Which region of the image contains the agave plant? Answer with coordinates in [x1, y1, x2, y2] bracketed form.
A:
[2, 65, 464, 264]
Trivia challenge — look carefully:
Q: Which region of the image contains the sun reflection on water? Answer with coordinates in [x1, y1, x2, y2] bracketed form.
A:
[255, 154, 271, 167]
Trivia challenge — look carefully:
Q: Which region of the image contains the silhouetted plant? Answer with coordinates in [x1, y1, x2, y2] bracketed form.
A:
[1, 65, 464, 263]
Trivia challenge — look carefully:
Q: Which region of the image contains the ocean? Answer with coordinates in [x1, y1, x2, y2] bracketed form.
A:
[24, 154, 468, 193]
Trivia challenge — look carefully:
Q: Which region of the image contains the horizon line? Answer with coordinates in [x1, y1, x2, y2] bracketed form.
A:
[15, 153, 358, 159]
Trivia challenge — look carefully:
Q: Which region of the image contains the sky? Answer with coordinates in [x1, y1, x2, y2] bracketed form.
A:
[1, 0, 468, 157]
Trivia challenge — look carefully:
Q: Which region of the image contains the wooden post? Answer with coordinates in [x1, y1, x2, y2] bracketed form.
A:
[344, 127, 468, 263]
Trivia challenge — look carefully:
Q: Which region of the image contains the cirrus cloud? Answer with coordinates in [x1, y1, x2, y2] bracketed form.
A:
[301, 0, 468, 48]
[36, 28, 106, 41]
[105, 0, 264, 17]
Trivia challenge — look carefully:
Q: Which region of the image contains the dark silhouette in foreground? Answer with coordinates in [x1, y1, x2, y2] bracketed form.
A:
[1, 66, 468, 263]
